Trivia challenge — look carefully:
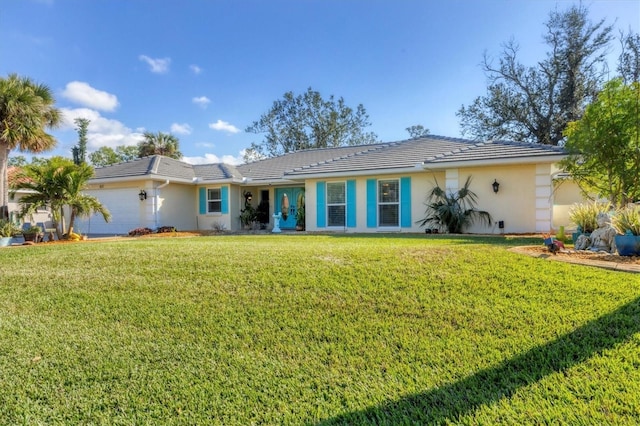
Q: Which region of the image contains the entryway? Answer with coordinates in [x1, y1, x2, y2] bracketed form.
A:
[274, 187, 304, 229]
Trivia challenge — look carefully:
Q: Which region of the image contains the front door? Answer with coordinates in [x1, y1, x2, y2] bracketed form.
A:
[274, 187, 304, 229]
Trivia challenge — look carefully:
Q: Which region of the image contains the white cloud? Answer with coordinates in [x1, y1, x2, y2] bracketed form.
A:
[139, 55, 171, 73]
[170, 123, 192, 135]
[209, 119, 240, 134]
[61, 81, 119, 112]
[182, 153, 244, 165]
[192, 96, 211, 108]
[60, 108, 144, 150]
[190, 64, 203, 74]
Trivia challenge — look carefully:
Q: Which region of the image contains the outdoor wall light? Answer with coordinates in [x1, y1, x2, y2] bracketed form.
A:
[244, 191, 253, 202]
[492, 179, 500, 193]
[138, 190, 147, 201]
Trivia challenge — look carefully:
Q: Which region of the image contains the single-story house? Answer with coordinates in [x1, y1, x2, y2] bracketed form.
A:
[7, 166, 53, 229]
[76, 135, 584, 235]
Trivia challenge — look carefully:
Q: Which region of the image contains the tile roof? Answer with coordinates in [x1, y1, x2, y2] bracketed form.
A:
[89, 136, 567, 184]
[235, 144, 387, 181]
[93, 156, 195, 181]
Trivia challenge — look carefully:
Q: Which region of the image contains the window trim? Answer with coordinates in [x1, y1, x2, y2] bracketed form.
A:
[207, 187, 222, 214]
[377, 179, 400, 228]
[326, 181, 346, 228]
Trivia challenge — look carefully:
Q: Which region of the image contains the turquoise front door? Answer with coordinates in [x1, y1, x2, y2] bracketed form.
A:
[274, 187, 304, 229]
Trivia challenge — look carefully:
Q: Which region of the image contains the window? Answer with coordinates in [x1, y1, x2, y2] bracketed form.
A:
[207, 188, 222, 213]
[327, 182, 346, 227]
[378, 179, 399, 227]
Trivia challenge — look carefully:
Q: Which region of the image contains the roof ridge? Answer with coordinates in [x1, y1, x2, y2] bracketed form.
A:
[490, 139, 565, 151]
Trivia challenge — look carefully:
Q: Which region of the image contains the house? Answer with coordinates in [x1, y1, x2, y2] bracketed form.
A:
[77, 135, 580, 235]
[7, 166, 53, 229]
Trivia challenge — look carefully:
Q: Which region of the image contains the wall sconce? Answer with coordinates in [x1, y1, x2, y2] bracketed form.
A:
[492, 179, 500, 193]
[138, 189, 147, 201]
[243, 191, 253, 202]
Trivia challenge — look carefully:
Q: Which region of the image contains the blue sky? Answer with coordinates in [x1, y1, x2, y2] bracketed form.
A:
[2, 0, 638, 165]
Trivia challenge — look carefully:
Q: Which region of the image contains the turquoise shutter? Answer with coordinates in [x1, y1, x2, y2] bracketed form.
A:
[346, 180, 356, 228]
[400, 177, 412, 227]
[317, 181, 326, 228]
[221, 186, 229, 214]
[199, 187, 207, 214]
[366, 179, 377, 228]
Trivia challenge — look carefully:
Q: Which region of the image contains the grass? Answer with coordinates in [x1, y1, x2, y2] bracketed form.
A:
[0, 234, 639, 424]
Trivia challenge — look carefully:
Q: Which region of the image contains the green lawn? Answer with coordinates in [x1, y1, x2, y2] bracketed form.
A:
[0, 234, 639, 425]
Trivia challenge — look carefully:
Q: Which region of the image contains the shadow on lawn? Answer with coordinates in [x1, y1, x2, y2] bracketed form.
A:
[318, 296, 640, 425]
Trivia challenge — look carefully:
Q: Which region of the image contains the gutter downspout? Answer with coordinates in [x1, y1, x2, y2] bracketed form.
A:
[154, 180, 170, 228]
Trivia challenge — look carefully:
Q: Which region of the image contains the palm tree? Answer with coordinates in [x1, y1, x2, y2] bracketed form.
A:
[416, 176, 493, 234]
[10, 157, 110, 238]
[0, 74, 61, 219]
[138, 131, 182, 159]
[64, 163, 111, 235]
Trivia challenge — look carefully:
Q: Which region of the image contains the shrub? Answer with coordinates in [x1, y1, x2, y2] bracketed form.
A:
[416, 176, 492, 234]
[568, 201, 612, 233]
[128, 227, 153, 236]
[0, 220, 21, 238]
[611, 204, 640, 236]
[156, 226, 176, 233]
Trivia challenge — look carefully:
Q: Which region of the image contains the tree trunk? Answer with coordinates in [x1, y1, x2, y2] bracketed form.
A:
[68, 209, 77, 236]
[0, 145, 9, 219]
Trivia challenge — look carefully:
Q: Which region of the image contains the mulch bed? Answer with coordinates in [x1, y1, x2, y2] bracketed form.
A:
[523, 245, 640, 264]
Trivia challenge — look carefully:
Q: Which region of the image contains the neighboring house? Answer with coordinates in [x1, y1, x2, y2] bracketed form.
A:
[77, 135, 583, 235]
[7, 166, 53, 228]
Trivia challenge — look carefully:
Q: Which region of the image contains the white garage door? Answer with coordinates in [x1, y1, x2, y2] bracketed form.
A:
[76, 189, 141, 235]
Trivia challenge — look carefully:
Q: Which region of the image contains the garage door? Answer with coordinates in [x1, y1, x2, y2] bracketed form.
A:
[76, 189, 141, 235]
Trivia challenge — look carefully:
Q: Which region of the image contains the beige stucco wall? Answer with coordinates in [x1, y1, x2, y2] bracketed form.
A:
[151, 183, 197, 231]
[552, 178, 588, 231]
[304, 162, 574, 234]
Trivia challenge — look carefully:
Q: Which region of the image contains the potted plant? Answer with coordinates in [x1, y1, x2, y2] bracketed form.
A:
[22, 225, 43, 243]
[295, 191, 305, 231]
[568, 201, 611, 243]
[239, 204, 257, 230]
[611, 204, 640, 256]
[295, 205, 305, 231]
[0, 219, 20, 247]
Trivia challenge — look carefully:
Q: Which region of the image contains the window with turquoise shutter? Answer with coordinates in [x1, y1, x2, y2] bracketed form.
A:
[327, 182, 346, 227]
[316, 181, 326, 227]
[400, 177, 411, 227]
[366, 179, 377, 227]
[221, 186, 229, 214]
[207, 188, 222, 213]
[378, 179, 399, 227]
[346, 180, 356, 227]
[199, 187, 206, 214]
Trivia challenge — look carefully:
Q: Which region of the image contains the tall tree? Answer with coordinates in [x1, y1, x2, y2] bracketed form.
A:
[405, 125, 430, 139]
[10, 157, 110, 238]
[0, 74, 61, 218]
[245, 87, 378, 159]
[90, 145, 139, 167]
[138, 131, 182, 159]
[8, 156, 27, 167]
[561, 79, 640, 207]
[72, 117, 90, 165]
[457, 4, 613, 145]
[618, 30, 640, 84]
